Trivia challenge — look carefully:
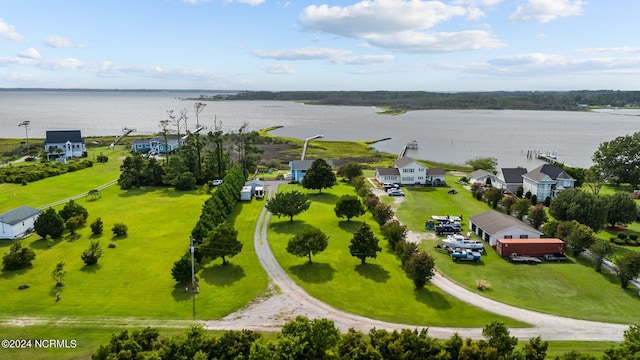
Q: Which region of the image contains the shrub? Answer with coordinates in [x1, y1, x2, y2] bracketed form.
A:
[614, 238, 626, 245]
[96, 154, 109, 163]
[476, 280, 491, 291]
[2, 242, 36, 271]
[631, 234, 638, 241]
[112, 223, 128, 237]
[81, 241, 103, 266]
[626, 240, 637, 246]
[618, 233, 628, 240]
[610, 237, 617, 243]
[90, 218, 104, 235]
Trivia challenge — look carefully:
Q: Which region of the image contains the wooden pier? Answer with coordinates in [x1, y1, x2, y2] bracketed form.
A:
[398, 140, 418, 159]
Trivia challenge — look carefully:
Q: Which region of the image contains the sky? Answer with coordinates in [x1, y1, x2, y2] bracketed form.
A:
[0, 0, 639, 91]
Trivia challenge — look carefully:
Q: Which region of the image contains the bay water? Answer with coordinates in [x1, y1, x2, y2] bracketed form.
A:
[1, 90, 639, 169]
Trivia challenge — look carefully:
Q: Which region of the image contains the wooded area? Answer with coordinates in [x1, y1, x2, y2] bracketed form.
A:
[224, 90, 640, 111]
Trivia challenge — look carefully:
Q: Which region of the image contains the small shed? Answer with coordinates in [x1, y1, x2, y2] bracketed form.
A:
[240, 186, 252, 201]
[0, 206, 41, 240]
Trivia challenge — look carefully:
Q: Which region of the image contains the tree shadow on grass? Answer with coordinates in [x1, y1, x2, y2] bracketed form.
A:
[29, 237, 59, 250]
[0, 267, 30, 280]
[307, 192, 339, 204]
[289, 262, 335, 284]
[270, 221, 312, 235]
[414, 286, 452, 310]
[171, 284, 194, 302]
[354, 263, 391, 283]
[80, 263, 101, 273]
[338, 221, 362, 233]
[200, 263, 245, 287]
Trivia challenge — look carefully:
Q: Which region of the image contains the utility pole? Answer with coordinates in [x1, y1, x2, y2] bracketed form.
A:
[18, 120, 30, 156]
[189, 236, 196, 292]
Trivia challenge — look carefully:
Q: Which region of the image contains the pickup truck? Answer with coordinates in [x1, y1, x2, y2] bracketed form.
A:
[436, 224, 461, 235]
[451, 250, 481, 262]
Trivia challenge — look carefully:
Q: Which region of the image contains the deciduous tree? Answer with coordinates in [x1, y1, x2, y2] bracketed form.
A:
[349, 223, 382, 264]
[34, 207, 65, 239]
[605, 192, 637, 227]
[265, 191, 311, 222]
[549, 189, 608, 232]
[301, 158, 336, 193]
[334, 195, 365, 222]
[484, 188, 502, 208]
[286, 228, 329, 264]
[81, 241, 103, 266]
[380, 220, 407, 251]
[614, 251, 640, 289]
[2, 241, 36, 271]
[337, 162, 363, 182]
[202, 222, 243, 265]
[404, 251, 435, 289]
[465, 157, 498, 173]
[51, 261, 65, 287]
[528, 204, 548, 229]
[511, 198, 531, 220]
[59, 199, 89, 222]
[592, 132, 640, 187]
[589, 240, 614, 273]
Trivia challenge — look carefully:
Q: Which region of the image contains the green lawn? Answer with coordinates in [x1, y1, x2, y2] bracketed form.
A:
[267, 181, 525, 328]
[0, 171, 268, 320]
[394, 179, 640, 324]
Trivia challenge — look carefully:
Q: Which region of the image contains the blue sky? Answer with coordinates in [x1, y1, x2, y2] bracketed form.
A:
[1, 0, 639, 91]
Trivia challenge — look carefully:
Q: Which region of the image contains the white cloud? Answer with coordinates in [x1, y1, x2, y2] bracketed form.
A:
[451, 0, 503, 5]
[577, 46, 640, 54]
[332, 54, 395, 65]
[235, 0, 266, 5]
[509, 0, 585, 23]
[181, 0, 210, 4]
[0, 19, 25, 42]
[300, 0, 469, 37]
[366, 30, 505, 53]
[44, 35, 84, 48]
[253, 47, 351, 60]
[18, 48, 41, 59]
[259, 63, 296, 74]
[299, 0, 503, 53]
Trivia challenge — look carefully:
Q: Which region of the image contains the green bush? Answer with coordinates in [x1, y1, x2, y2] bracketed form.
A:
[630, 234, 638, 241]
[610, 237, 617, 243]
[618, 233, 628, 240]
[112, 223, 128, 237]
[614, 238, 626, 245]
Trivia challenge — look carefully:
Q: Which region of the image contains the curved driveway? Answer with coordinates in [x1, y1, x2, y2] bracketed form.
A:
[204, 181, 628, 341]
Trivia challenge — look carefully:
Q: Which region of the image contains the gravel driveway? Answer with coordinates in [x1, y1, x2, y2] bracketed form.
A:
[204, 181, 628, 341]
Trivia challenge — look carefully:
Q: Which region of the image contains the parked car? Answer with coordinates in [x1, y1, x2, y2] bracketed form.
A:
[388, 189, 405, 197]
[383, 182, 399, 190]
[212, 179, 223, 186]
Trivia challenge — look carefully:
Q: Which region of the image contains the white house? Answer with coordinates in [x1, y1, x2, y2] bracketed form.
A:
[0, 206, 41, 240]
[44, 130, 86, 159]
[469, 169, 495, 185]
[494, 168, 527, 194]
[374, 168, 400, 184]
[468, 210, 543, 247]
[393, 156, 428, 185]
[522, 164, 575, 201]
[426, 167, 446, 186]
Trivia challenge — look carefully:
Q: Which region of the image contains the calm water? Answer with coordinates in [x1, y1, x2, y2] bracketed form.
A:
[1, 90, 639, 169]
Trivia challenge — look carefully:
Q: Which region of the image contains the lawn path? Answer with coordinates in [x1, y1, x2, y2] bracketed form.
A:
[203, 180, 628, 341]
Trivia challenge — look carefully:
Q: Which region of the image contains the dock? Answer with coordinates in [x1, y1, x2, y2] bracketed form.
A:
[398, 140, 418, 159]
[526, 149, 570, 166]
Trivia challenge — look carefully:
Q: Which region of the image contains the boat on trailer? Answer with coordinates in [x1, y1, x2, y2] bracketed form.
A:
[442, 234, 484, 251]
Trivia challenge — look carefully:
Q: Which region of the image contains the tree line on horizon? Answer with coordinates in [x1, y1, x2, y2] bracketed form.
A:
[224, 90, 640, 111]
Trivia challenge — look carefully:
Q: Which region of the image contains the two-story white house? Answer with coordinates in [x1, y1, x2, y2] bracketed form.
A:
[374, 156, 428, 185]
[522, 164, 575, 201]
[44, 130, 86, 159]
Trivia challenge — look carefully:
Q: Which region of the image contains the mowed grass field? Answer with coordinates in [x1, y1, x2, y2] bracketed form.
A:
[0, 148, 268, 320]
[267, 181, 525, 328]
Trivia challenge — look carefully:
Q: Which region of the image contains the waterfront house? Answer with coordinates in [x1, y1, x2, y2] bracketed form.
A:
[426, 167, 446, 186]
[494, 167, 528, 194]
[522, 164, 575, 201]
[393, 156, 427, 185]
[289, 159, 335, 183]
[468, 210, 543, 247]
[44, 130, 86, 159]
[469, 169, 495, 186]
[0, 206, 41, 240]
[132, 136, 181, 154]
[374, 167, 400, 184]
